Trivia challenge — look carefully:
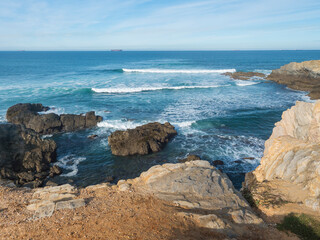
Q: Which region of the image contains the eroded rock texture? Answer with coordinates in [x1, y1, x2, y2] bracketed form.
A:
[0, 124, 58, 187]
[108, 122, 177, 156]
[118, 160, 263, 236]
[244, 100, 320, 211]
[6, 103, 102, 134]
[267, 60, 320, 99]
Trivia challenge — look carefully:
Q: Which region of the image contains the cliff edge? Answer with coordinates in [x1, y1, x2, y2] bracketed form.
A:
[267, 60, 320, 99]
[244, 100, 320, 217]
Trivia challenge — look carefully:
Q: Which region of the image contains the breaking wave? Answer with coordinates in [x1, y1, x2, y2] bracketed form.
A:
[92, 85, 228, 93]
[122, 68, 236, 73]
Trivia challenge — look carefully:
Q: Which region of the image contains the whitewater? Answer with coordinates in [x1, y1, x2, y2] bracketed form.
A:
[1, 50, 319, 189]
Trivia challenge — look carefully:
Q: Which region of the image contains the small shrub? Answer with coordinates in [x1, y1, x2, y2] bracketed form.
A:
[277, 213, 320, 240]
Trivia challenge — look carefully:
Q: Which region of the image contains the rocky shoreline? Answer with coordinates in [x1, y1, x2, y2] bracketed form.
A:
[1, 60, 320, 239]
[267, 60, 320, 100]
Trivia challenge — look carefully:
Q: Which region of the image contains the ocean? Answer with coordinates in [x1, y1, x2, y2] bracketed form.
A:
[1, 50, 319, 189]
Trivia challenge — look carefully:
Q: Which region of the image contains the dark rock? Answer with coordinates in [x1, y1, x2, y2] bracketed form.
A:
[267, 60, 320, 100]
[88, 134, 98, 139]
[108, 122, 177, 156]
[22, 179, 43, 188]
[6, 103, 103, 134]
[0, 124, 58, 187]
[223, 72, 265, 80]
[213, 160, 224, 166]
[234, 160, 243, 164]
[49, 165, 62, 177]
[242, 157, 255, 160]
[179, 154, 201, 163]
[105, 176, 114, 182]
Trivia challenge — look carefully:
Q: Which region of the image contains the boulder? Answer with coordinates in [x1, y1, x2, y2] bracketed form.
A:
[6, 103, 102, 134]
[0, 124, 57, 187]
[108, 122, 177, 156]
[244, 100, 320, 213]
[223, 71, 265, 80]
[118, 160, 263, 236]
[267, 60, 320, 99]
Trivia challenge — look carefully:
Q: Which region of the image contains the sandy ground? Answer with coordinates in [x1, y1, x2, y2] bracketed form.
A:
[0, 185, 299, 240]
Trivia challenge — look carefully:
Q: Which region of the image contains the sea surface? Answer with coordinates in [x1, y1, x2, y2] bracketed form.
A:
[1, 50, 320, 189]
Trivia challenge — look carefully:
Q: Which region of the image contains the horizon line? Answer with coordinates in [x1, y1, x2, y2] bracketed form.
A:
[1, 49, 320, 52]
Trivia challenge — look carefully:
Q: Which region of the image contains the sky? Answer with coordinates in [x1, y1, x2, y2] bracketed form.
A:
[0, 0, 320, 50]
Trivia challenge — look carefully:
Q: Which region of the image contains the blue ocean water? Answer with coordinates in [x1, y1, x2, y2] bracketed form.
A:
[1, 50, 319, 189]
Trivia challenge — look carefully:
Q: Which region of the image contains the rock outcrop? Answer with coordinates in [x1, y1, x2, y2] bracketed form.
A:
[27, 184, 86, 218]
[223, 71, 265, 80]
[117, 160, 264, 236]
[6, 103, 102, 134]
[244, 100, 320, 213]
[108, 122, 177, 156]
[267, 60, 320, 99]
[0, 124, 58, 187]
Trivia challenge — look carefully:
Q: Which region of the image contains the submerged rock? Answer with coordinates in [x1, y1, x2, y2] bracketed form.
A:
[267, 60, 320, 99]
[244, 100, 320, 213]
[223, 71, 265, 80]
[213, 160, 225, 166]
[0, 124, 57, 187]
[108, 122, 177, 156]
[6, 103, 102, 134]
[178, 154, 201, 163]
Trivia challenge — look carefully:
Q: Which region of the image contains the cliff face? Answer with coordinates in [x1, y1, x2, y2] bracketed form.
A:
[245, 100, 320, 212]
[267, 60, 320, 99]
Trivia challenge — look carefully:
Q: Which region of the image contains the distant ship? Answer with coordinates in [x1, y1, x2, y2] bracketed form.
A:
[110, 49, 123, 52]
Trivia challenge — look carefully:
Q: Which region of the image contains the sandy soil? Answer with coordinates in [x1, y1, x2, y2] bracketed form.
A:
[0, 185, 299, 240]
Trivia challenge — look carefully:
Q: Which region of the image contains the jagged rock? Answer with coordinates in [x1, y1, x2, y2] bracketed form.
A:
[0, 124, 57, 187]
[223, 71, 266, 80]
[119, 160, 263, 235]
[267, 60, 320, 99]
[6, 103, 102, 134]
[108, 122, 177, 156]
[244, 100, 320, 212]
[178, 154, 201, 163]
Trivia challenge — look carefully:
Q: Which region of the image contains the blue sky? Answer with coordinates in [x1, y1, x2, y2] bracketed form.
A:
[0, 0, 320, 50]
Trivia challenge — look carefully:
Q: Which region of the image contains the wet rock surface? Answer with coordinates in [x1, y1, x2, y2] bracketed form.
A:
[223, 71, 266, 80]
[108, 122, 177, 156]
[267, 60, 320, 99]
[0, 124, 58, 187]
[6, 103, 102, 134]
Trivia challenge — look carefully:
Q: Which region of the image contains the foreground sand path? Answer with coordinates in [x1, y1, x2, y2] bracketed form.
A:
[0, 183, 299, 240]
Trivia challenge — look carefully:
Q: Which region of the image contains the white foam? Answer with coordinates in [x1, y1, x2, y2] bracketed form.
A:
[97, 120, 146, 130]
[55, 155, 86, 177]
[235, 80, 259, 87]
[39, 106, 65, 115]
[122, 68, 236, 74]
[41, 134, 53, 139]
[92, 85, 227, 93]
[172, 121, 196, 128]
